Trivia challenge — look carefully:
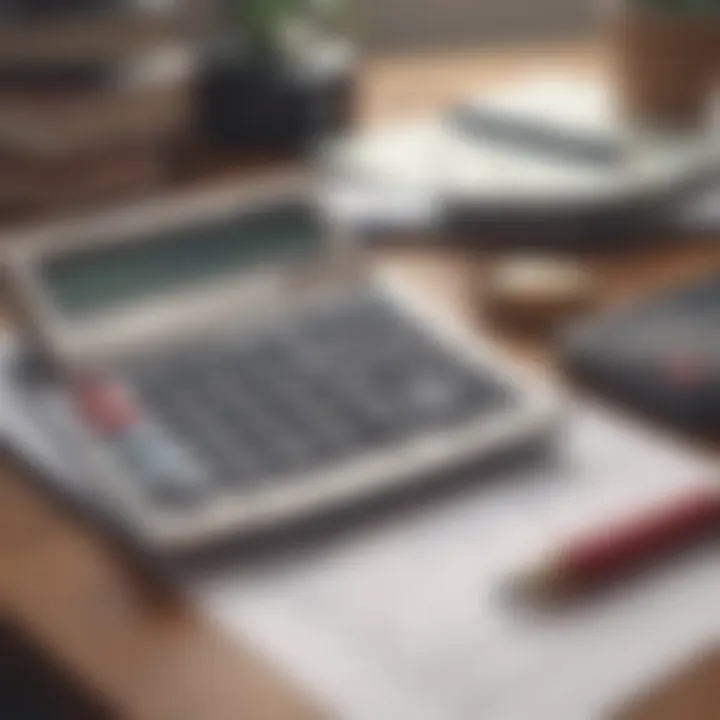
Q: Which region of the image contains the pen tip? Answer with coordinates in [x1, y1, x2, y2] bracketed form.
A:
[497, 560, 564, 608]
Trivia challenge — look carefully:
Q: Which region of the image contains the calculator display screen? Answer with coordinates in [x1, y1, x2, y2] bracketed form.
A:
[40, 202, 324, 317]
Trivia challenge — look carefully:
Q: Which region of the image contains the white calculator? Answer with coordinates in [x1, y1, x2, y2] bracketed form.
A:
[0, 173, 557, 556]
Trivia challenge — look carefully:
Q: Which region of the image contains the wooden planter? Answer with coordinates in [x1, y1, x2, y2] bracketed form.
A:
[611, 9, 719, 128]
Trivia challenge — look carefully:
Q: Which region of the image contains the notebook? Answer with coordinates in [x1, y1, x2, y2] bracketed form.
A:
[325, 74, 720, 240]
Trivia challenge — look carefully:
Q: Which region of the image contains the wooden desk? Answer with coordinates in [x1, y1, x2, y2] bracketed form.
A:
[1, 40, 720, 720]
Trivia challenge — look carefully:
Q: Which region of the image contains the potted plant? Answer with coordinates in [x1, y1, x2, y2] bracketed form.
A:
[199, 0, 356, 155]
[611, 0, 720, 128]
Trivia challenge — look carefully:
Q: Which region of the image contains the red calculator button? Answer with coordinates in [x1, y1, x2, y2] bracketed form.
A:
[73, 377, 140, 436]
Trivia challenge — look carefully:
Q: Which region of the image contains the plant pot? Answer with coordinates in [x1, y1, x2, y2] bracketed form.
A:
[610, 8, 717, 128]
[198, 46, 356, 157]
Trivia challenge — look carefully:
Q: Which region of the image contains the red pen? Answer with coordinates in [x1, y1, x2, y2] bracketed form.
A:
[506, 487, 720, 604]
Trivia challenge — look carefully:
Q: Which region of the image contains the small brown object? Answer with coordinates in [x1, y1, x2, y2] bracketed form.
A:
[480, 255, 595, 335]
[610, 7, 718, 128]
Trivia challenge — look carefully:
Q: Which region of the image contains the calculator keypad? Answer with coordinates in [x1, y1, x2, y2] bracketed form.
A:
[123, 292, 514, 502]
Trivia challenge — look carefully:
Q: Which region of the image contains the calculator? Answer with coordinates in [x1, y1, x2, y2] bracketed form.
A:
[561, 273, 720, 435]
[1, 173, 557, 555]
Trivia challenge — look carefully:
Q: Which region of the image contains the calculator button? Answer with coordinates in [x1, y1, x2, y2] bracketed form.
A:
[73, 377, 140, 437]
[120, 290, 516, 499]
[152, 390, 267, 486]
[112, 421, 210, 506]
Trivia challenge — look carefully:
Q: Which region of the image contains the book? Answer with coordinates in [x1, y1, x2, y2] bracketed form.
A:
[0, 140, 167, 215]
[0, 45, 194, 158]
[0, 0, 182, 61]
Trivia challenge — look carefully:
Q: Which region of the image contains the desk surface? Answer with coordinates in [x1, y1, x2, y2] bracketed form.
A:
[1, 39, 720, 720]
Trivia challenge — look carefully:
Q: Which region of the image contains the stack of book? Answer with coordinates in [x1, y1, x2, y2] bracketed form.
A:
[0, 0, 195, 218]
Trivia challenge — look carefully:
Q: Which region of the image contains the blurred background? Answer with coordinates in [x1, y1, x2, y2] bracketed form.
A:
[4, 2, 720, 720]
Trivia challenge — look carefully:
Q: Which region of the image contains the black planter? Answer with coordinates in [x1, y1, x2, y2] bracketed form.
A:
[198, 51, 356, 156]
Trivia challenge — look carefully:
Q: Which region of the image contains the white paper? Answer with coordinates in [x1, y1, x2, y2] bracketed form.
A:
[328, 75, 623, 203]
[192, 407, 720, 720]
[327, 74, 720, 233]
